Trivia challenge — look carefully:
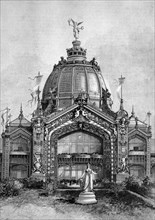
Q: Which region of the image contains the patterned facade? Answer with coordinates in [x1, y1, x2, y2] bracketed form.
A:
[1, 36, 154, 187]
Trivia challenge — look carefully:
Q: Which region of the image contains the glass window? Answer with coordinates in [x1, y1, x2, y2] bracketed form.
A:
[74, 72, 86, 93]
[129, 137, 146, 152]
[11, 137, 29, 152]
[58, 131, 102, 154]
[10, 165, 27, 178]
[88, 72, 99, 94]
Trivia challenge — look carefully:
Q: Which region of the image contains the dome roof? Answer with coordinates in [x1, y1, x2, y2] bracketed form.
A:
[42, 40, 109, 113]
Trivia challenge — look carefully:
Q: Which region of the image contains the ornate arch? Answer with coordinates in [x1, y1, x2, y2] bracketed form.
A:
[45, 121, 116, 188]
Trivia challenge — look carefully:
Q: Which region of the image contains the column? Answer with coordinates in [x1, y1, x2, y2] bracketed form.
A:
[32, 117, 45, 181]
[2, 133, 10, 179]
[146, 138, 151, 177]
[111, 136, 114, 182]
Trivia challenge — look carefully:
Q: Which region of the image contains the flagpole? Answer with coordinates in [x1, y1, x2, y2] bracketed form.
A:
[118, 75, 125, 110]
[6, 107, 10, 127]
[37, 86, 41, 102]
[121, 75, 123, 100]
[1, 107, 10, 131]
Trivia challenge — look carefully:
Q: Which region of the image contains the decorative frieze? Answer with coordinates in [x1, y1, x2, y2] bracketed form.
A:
[47, 105, 116, 137]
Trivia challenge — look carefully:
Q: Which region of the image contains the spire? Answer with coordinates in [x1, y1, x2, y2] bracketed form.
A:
[147, 111, 151, 126]
[117, 75, 125, 111]
[37, 87, 41, 103]
[18, 103, 23, 118]
[18, 103, 24, 124]
[119, 75, 125, 100]
[20, 103, 23, 114]
[120, 98, 124, 111]
[131, 105, 135, 117]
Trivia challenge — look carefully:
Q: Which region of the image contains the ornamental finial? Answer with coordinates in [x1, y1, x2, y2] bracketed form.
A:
[68, 18, 84, 40]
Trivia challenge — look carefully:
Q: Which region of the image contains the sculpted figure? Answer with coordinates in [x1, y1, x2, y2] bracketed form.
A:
[120, 156, 128, 173]
[33, 154, 42, 173]
[44, 87, 57, 115]
[68, 19, 84, 40]
[79, 164, 97, 192]
[58, 56, 66, 65]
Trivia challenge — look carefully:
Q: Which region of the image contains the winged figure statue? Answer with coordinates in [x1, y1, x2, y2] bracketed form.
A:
[68, 19, 84, 40]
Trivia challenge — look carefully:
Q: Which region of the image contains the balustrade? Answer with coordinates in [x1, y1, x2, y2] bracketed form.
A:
[57, 153, 103, 166]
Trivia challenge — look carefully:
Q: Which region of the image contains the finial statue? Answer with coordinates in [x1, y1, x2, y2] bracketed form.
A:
[68, 18, 84, 40]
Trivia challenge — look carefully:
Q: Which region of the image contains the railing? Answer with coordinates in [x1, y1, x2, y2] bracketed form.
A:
[57, 154, 103, 166]
[128, 161, 145, 165]
[10, 151, 29, 155]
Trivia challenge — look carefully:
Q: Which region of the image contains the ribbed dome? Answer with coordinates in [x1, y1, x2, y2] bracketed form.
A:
[42, 40, 108, 113]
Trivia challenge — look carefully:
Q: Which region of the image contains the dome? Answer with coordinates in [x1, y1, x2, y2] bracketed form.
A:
[42, 40, 110, 114]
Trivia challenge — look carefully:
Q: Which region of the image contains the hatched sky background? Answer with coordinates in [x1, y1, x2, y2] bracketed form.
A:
[0, 1, 154, 138]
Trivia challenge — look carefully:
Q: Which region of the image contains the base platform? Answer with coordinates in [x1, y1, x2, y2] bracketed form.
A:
[31, 173, 46, 182]
[76, 191, 97, 205]
[116, 172, 129, 183]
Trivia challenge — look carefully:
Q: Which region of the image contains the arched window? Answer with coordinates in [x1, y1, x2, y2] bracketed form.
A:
[57, 131, 102, 154]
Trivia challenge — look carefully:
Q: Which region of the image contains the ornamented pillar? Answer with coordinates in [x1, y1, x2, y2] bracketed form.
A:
[146, 137, 151, 177]
[42, 128, 48, 178]
[117, 119, 129, 172]
[111, 136, 114, 182]
[54, 139, 58, 190]
[116, 105, 129, 182]
[49, 133, 57, 189]
[1, 132, 10, 179]
[146, 116, 152, 177]
[111, 129, 117, 182]
[31, 116, 45, 181]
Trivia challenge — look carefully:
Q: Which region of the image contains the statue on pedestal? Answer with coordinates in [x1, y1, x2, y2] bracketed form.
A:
[76, 164, 97, 204]
[68, 19, 84, 40]
[33, 153, 42, 173]
[120, 156, 129, 173]
[80, 163, 97, 192]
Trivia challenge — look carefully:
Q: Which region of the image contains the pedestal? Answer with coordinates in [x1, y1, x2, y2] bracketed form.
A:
[31, 172, 46, 182]
[116, 172, 129, 183]
[76, 191, 97, 205]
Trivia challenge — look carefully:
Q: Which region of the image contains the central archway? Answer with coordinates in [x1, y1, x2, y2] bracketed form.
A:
[57, 131, 103, 185]
[48, 122, 112, 189]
